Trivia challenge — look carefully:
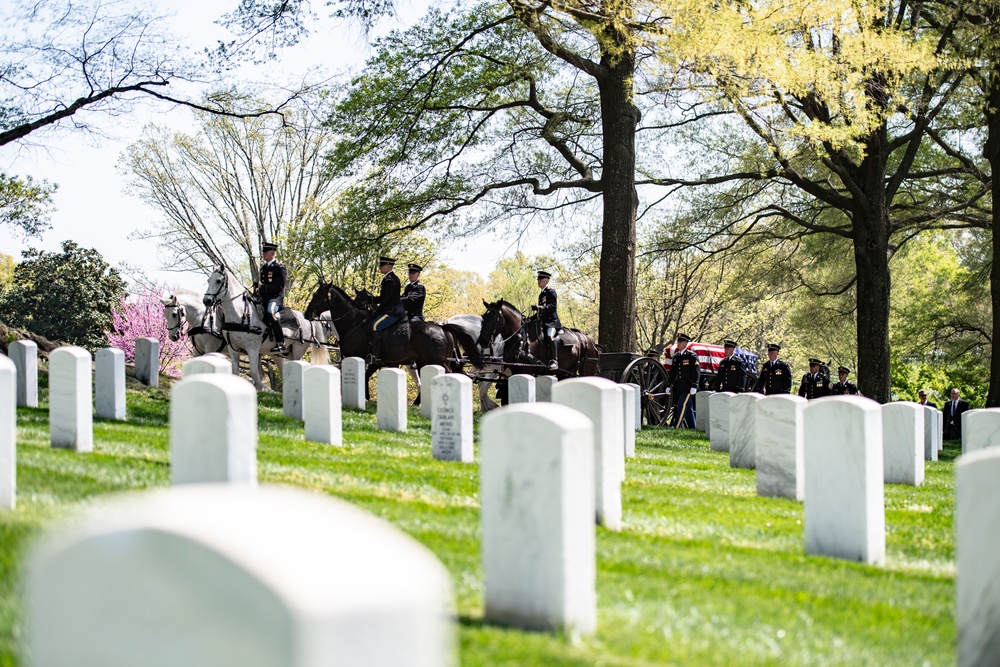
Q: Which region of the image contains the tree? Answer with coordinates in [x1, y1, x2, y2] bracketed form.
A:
[644, 0, 977, 402]
[0, 241, 126, 351]
[1, 0, 307, 236]
[124, 94, 337, 289]
[106, 286, 191, 377]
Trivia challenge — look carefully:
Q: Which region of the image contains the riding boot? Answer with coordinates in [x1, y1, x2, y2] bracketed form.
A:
[366, 332, 382, 367]
[547, 337, 558, 370]
[270, 321, 287, 356]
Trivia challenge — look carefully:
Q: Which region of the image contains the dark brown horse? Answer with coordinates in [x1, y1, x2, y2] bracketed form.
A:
[304, 282, 484, 397]
[478, 299, 599, 377]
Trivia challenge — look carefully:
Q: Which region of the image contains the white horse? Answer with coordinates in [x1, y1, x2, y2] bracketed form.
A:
[443, 313, 504, 411]
[160, 290, 236, 370]
[203, 266, 321, 390]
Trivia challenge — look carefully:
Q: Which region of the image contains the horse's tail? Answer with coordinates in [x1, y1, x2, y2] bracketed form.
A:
[442, 323, 485, 370]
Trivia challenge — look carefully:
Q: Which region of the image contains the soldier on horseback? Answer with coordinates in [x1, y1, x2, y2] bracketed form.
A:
[368, 256, 405, 365]
[531, 270, 560, 370]
[402, 263, 426, 322]
[258, 241, 287, 356]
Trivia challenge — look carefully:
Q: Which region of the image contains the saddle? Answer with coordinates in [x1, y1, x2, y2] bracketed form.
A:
[380, 319, 412, 344]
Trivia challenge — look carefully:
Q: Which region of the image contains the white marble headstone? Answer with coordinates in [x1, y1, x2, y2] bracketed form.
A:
[134, 337, 159, 387]
[8, 340, 38, 407]
[341, 357, 366, 411]
[419, 364, 446, 419]
[882, 402, 924, 486]
[170, 375, 257, 485]
[729, 392, 763, 469]
[282, 360, 309, 420]
[625, 382, 641, 430]
[431, 374, 473, 462]
[922, 405, 938, 462]
[49, 347, 93, 452]
[95, 348, 126, 421]
[27, 485, 456, 667]
[803, 396, 885, 564]
[963, 409, 1000, 455]
[303, 366, 342, 446]
[619, 384, 636, 458]
[709, 392, 735, 452]
[480, 404, 596, 634]
[755, 394, 806, 500]
[552, 377, 623, 531]
[0, 355, 15, 510]
[695, 390, 714, 434]
[957, 447, 1000, 667]
[536, 376, 558, 403]
[377, 368, 407, 433]
[509, 375, 536, 404]
[183, 355, 231, 376]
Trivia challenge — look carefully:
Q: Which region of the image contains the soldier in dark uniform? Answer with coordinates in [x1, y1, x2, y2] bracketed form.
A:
[368, 256, 405, 365]
[532, 270, 561, 370]
[258, 241, 287, 355]
[831, 367, 860, 395]
[668, 333, 700, 427]
[754, 343, 792, 395]
[401, 263, 426, 321]
[798, 358, 831, 399]
[712, 339, 746, 393]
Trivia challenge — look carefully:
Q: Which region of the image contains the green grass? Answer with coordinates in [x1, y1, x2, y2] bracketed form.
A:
[0, 377, 956, 666]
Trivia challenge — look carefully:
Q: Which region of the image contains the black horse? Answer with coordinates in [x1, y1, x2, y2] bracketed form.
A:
[478, 299, 599, 377]
[304, 282, 484, 398]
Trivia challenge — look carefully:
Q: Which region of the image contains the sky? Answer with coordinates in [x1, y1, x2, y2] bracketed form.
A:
[0, 0, 543, 294]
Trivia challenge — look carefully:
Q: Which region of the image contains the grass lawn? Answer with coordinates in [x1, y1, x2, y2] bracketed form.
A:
[0, 375, 955, 666]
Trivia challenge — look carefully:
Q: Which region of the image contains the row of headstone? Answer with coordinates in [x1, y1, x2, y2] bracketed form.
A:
[342, 357, 366, 410]
[431, 374, 473, 462]
[696, 389, 714, 436]
[95, 348, 126, 421]
[962, 408, 1000, 455]
[924, 406, 939, 462]
[134, 337, 159, 387]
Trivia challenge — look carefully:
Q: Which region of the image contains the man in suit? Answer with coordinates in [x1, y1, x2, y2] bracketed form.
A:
[943, 387, 969, 440]
[917, 389, 937, 408]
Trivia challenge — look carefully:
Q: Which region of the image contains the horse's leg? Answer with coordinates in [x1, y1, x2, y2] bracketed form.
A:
[479, 376, 499, 412]
[248, 347, 264, 391]
[409, 365, 421, 406]
[228, 349, 241, 376]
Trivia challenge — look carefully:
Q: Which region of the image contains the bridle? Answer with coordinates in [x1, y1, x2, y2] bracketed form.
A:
[203, 269, 229, 307]
[166, 305, 185, 341]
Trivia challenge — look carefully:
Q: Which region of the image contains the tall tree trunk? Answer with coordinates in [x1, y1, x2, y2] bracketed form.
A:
[985, 64, 1000, 407]
[852, 129, 893, 404]
[596, 49, 639, 353]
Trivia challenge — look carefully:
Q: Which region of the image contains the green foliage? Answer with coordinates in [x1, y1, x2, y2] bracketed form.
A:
[0, 253, 13, 296]
[0, 173, 55, 236]
[0, 379, 956, 665]
[0, 241, 126, 351]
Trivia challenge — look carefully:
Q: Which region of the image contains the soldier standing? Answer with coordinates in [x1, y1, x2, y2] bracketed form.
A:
[368, 256, 405, 365]
[798, 358, 831, 399]
[668, 333, 700, 427]
[712, 339, 746, 393]
[401, 263, 426, 321]
[831, 367, 859, 395]
[258, 241, 287, 356]
[532, 270, 561, 370]
[754, 343, 792, 395]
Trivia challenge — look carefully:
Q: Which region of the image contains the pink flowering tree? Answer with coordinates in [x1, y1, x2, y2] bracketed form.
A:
[106, 285, 190, 378]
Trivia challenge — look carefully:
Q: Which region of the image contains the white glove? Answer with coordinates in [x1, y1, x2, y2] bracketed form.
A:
[690, 387, 697, 395]
[665, 387, 672, 395]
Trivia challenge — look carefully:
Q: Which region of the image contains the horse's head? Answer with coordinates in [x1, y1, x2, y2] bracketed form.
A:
[163, 301, 185, 342]
[478, 300, 504, 348]
[353, 288, 374, 312]
[203, 267, 228, 307]
[304, 281, 332, 320]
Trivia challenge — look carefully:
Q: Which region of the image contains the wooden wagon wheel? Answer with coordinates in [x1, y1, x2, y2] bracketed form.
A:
[621, 357, 672, 426]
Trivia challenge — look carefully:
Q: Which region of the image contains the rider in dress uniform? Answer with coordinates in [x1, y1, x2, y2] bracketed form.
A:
[401, 263, 426, 321]
[668, 333, 700, 428]
[258, 241, 287, 355]
[754, 343, 793, 395]
[368, 256, 405, 365]
[831, 367, 859, 395]
[712, 339, 746, 393]
[532, 270, 561, 370]
[798, 358, 831, 399]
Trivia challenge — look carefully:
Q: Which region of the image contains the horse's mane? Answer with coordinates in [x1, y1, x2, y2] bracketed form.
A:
[494, 299, 522, 316]
[328, 284, 356, 303]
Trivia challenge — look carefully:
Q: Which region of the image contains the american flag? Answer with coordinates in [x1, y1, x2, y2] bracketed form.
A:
[662, 342, 759, 376]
